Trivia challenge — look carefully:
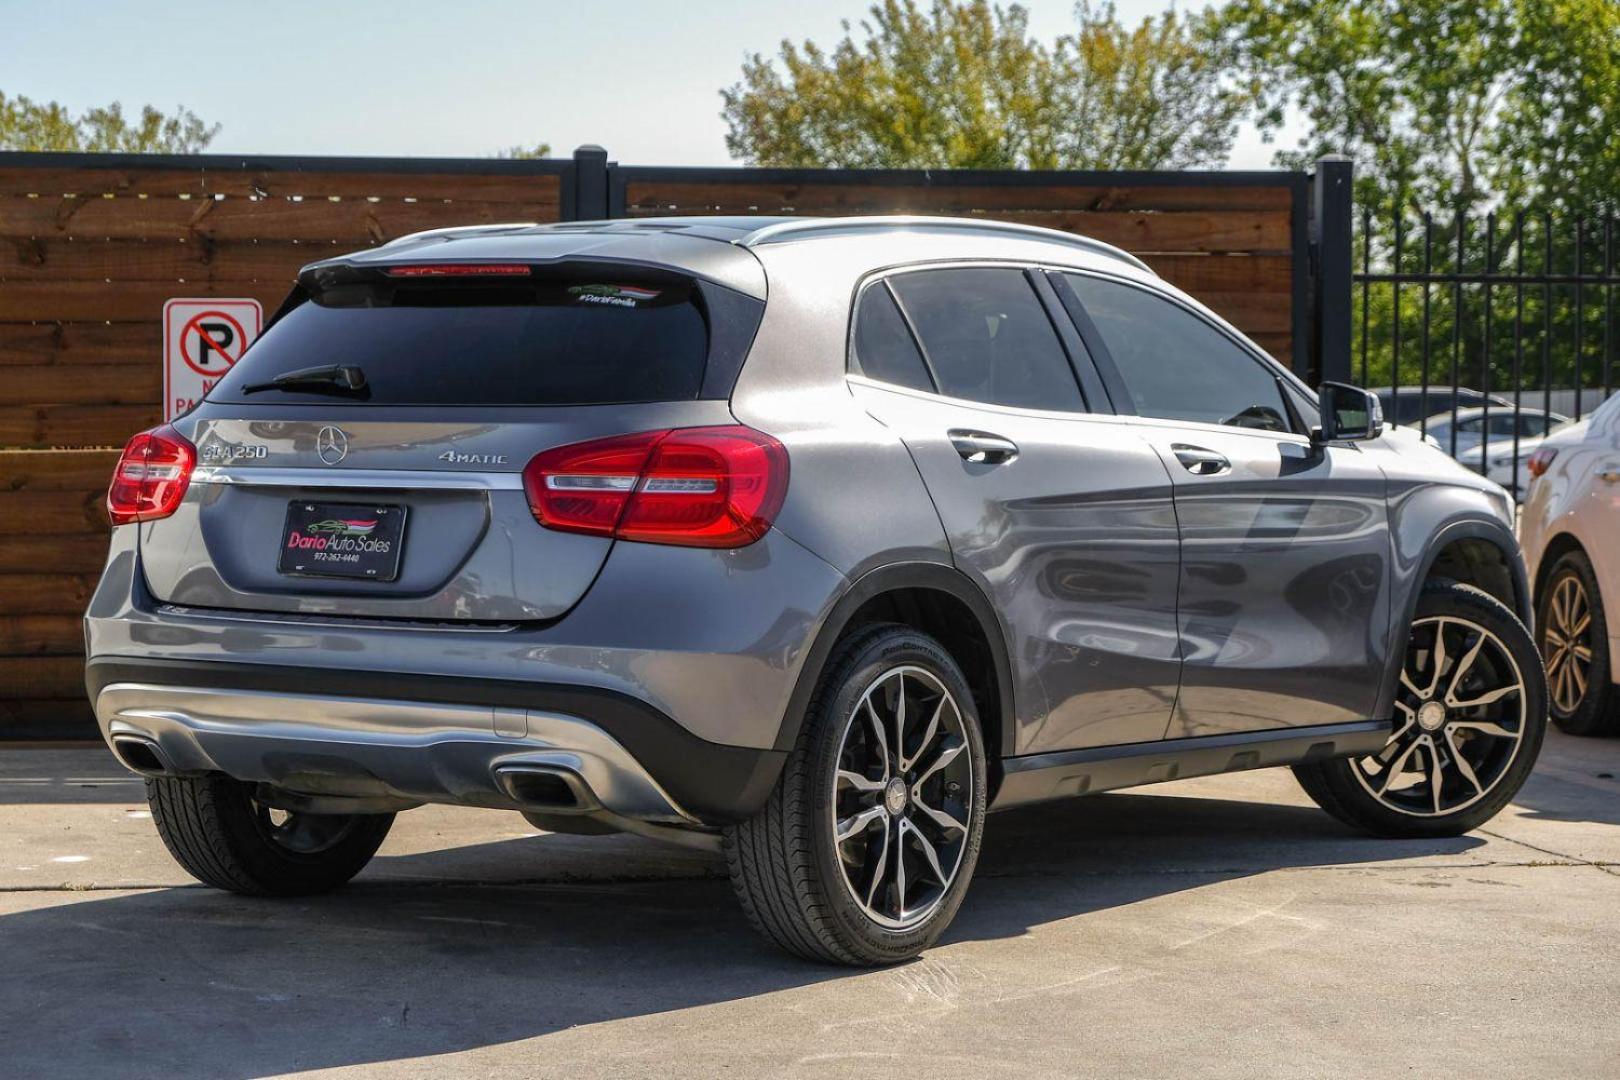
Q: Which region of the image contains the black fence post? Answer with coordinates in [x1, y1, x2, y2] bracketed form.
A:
[571, 144, 610, 221]
[1311, 155, 1354, 386]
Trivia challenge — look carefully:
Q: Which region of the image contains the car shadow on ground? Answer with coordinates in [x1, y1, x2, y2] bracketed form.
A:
[1, 789, 1482, 1079]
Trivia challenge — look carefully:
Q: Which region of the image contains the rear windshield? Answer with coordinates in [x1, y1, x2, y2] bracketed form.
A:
[208, 271, 709, 406]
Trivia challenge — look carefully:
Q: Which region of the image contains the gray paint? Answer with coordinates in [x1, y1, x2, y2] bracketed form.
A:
[1130, 418, 1393, 739]
[90, 526, 845, 750]
[86, 216, 1531, 826]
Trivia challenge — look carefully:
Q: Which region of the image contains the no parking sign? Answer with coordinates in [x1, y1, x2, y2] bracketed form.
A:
[163, 298, 263, 421]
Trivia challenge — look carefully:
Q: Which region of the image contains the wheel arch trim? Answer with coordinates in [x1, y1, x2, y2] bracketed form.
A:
[772, 560, 1018, 759]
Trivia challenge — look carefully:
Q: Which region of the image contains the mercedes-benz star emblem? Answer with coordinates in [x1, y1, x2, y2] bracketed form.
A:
[316, 425, 349, 466]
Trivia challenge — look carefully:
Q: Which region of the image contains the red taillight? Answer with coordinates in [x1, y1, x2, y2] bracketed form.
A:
[523, 426, 789, 548]
[385, 264, 532, 277]
[1526, 446, 1559, 478]
[107, 425, 196, 526]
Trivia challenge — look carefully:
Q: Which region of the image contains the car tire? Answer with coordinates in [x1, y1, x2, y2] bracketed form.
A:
[147, 774, 395, 896]
[723, 623, 988, 965]
[1537, 550, 1620, 736]
[1294, 581, 1547, 838]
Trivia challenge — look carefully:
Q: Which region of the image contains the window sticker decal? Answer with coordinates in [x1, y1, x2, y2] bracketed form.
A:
[567, 284, 662, 308]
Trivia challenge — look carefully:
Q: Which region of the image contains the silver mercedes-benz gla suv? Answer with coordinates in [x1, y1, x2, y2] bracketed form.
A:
[88, 216, 1547, 964]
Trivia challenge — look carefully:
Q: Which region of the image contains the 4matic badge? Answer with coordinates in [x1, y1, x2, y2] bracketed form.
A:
[439, 450, 509, 465]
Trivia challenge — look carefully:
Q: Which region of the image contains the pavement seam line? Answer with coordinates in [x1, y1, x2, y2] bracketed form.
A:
[1475, 827, 1620, 879]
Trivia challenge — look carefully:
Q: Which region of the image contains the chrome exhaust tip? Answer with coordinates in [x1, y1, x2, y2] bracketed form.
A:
[109, 734, 172, 777]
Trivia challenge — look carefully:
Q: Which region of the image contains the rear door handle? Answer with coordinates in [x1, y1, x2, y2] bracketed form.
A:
[949, 430, 1019, 465]
[1172, 444, 1231, 476]
[1599, 467, 1620, 484]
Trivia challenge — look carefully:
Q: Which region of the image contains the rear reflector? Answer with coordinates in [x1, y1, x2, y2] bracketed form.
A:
[523, 426, 789, 548]
[385, 264, 532, 277]
[1526, 446, 1559, 478]
[107, 425, 196, 526]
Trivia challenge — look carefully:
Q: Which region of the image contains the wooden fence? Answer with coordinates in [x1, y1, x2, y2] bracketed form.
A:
[614, 165, 1313, 368]
[0, 147, 1349, 740]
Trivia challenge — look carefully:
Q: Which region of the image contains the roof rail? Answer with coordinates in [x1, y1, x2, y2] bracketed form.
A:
[737, 216, 1154, 275]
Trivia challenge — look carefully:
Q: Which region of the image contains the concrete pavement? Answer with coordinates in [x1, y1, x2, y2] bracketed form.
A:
[2, 729, 1617, 1079]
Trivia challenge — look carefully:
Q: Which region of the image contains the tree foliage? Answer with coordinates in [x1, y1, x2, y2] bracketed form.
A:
[0, 92, 218, 153]
[1493, 0, 1620, 220]
[495, 142, 553, 159]
[720, 0, 1252, 170]
[1048, 2, 1258, 170]
[1213, 0, 1620, 217]
[1216, 0, 1620, 402]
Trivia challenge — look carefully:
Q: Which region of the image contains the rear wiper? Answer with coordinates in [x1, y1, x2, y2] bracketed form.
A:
[241, 364, 369, 396]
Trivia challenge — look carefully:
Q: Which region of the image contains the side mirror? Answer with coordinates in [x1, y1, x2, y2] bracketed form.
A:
[1317, 382, 1383, 443]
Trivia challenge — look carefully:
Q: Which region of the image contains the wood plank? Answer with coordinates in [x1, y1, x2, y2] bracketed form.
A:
[0, 323, 159, 366]
[0, 533, 111, 574]
[989, 209, 1293, 254]
[1, 449, 122, 491]
[0, 364, 158, 406]
[1142, 254, 1293, 295]
[0, 489, 108, 532]
[3, 238, 330, 284]
[625, 180, 1295, 215]
[1183, 292, 1293, 335]
[0, 165, 563, 202]
[0, 573, 98, 614]
[0, 698, 97, 741]
[0, 615, 89, 656]
[0, 655, 89, 699]
[1, 195, 556, 242]
[1247, 333, 1293, 365]
[0, 281, 289, 322]
[0, 404, 159, 449]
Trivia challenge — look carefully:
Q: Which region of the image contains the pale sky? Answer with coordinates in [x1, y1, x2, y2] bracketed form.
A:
[0, 0, 1297, 168]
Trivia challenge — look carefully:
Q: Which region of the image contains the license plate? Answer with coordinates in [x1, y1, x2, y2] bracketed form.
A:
[278, 502, 407, 581]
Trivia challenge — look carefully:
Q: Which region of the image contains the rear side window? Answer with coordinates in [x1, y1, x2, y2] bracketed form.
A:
[209, 272, 709, 406]
[888, 269, 1085, 412]
[850, 284, 935, 393]
[1065, 274, 1292, 433]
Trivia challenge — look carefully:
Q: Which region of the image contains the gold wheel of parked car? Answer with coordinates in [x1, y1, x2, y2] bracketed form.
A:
[1543, 573, 1594, 715]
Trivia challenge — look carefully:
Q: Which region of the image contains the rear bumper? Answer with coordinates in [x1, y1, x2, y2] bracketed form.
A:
[88, 658, 783, 824]
[84, 523, 849, 819]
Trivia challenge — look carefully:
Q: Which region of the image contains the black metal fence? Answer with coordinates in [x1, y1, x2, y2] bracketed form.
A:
[1352, 208, 1620, 497]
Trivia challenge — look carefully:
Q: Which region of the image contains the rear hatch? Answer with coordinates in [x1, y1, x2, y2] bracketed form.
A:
[140, 247, 765, 622]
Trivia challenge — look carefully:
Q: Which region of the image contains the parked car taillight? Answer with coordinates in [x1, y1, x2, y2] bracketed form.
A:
[523, 425, 789, 548]
[107, 425, 196, 525]
[1526, 446, 1560, 478]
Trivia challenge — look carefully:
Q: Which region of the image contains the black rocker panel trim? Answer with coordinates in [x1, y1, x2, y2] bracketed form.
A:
[992, 720, 1393, 810]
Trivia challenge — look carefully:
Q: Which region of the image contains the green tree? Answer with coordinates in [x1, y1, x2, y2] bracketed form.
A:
[1493, 0, 1620, 219]
[1046, 2, 1257, 170]
[1213, 0, 1516, 217]
[495, 142, 553, 159]
[1216, 0, 1620, 403]
[1214, 0, 1620, 217]
[720, 0, 1252, 170]
[0, 92, 218, 153]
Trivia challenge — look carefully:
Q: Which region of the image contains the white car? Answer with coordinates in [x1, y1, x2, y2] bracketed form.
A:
[1422, 406, 1568, 466]
[1519, 394, 1620, 735]
[1481, 429, 1569, 502]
